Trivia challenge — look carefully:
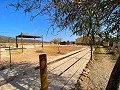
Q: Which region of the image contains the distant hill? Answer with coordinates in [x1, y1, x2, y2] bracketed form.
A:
[0, 35, 14, 43]
[0, 35, 42, 43]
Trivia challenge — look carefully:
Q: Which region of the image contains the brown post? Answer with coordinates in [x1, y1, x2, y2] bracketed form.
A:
[16, 36, 18, 48]
[21, 32, 23, 52]
[34, 38, 35, 46]
[9, 46, 12, 69]
[0, 45, 1, 59]
[42, 35, 43, 47]
[39, 54, 48, 90]
[90, 38, 93, 60]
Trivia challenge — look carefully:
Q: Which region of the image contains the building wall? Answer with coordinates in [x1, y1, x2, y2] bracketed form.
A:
[76, 38, 83, 45]
[76, 36, 101, 45]
[76, 37, 90, 45]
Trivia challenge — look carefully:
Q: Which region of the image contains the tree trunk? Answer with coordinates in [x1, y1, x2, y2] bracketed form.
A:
[90, 39, 93, 60]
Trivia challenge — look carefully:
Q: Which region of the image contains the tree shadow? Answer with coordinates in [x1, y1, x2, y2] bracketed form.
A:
[95, 52, 115, 55]
[0, 61, 77, 90]
[0, 61, 40, 90]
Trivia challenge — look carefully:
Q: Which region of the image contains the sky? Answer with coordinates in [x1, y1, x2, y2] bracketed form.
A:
[0, 0, 79, 42]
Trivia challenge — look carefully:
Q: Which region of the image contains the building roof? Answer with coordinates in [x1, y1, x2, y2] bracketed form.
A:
[16, 34, 42, 38]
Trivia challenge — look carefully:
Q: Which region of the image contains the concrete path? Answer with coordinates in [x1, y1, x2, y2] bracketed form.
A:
[0, 47, 91, 90]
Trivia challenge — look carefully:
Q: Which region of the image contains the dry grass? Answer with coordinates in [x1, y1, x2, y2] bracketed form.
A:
[39, 45, 82, 56]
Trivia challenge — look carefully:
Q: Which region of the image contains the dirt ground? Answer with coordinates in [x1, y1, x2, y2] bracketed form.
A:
[0, 45, 83, 64]
[77, 47, 117, 90]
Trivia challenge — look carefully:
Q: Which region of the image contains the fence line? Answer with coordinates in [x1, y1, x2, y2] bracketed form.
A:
[61, 54, 91, 89]
[50, 51, 83, 72]
[0, 45, 27, 71]
[47, 48, 87, 65]
[0, 46, 1, 59]
[0, 46, 14, 70]
[0, 48, 87, 71]
[0, 48, 89, 89]
[58, 51, 90, 76]
[0, 46, 10, 71]
[47, 50, 90, 87]
[1, 50, 85, 86]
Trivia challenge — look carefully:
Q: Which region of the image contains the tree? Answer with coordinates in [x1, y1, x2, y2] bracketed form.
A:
[60, 41, 66, 45]
[52, 38, 58, 44]
[52, 38, 62, 44]
[10, 0, 120, 89]
[9, 0, 119, 60]
[52, 38, 62, 54]
[66, 40, 70, 45]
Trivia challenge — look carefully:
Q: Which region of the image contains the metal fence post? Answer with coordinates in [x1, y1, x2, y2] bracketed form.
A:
[39, 54, 48, 90]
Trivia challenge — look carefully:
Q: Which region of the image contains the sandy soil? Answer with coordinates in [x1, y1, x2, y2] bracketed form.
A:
[0, 45, 83, 63]
[77, 47, 116, 90]
[0, 46, 90, 90]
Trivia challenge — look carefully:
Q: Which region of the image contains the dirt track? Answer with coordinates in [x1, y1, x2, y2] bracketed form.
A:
[0, 46, 91, 90]
[0, 45, 83, 63]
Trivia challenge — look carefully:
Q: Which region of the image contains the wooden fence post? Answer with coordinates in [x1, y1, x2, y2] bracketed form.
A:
[9, 46, 12, 69]
[0, 46, 1, 59]
[42, 35, 43, 47]
[39, 54, 48, 90]
[21, 32, 23, 53]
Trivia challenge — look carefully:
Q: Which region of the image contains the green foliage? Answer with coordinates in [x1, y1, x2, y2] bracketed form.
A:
[60, 41, 66, 45]
[109, 37, 120, 46]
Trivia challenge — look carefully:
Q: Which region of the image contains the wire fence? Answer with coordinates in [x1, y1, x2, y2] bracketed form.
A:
[0, 46, 20, 70]
[0, 43, 43, 70]
[0, 47, 91, 90]
[0, 45, 11, 70]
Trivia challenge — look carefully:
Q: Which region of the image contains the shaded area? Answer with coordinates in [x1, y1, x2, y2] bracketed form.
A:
[0, 47, 90, 90]
[106, 55, 120, 90]
[0, 61, 77, 90]
[0, 62, 40, 90]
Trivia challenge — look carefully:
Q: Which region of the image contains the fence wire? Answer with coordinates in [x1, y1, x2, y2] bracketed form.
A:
[0, 46, 90, 90]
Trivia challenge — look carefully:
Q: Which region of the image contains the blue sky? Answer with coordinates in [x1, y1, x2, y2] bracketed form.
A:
[0, 0, 79, 42]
